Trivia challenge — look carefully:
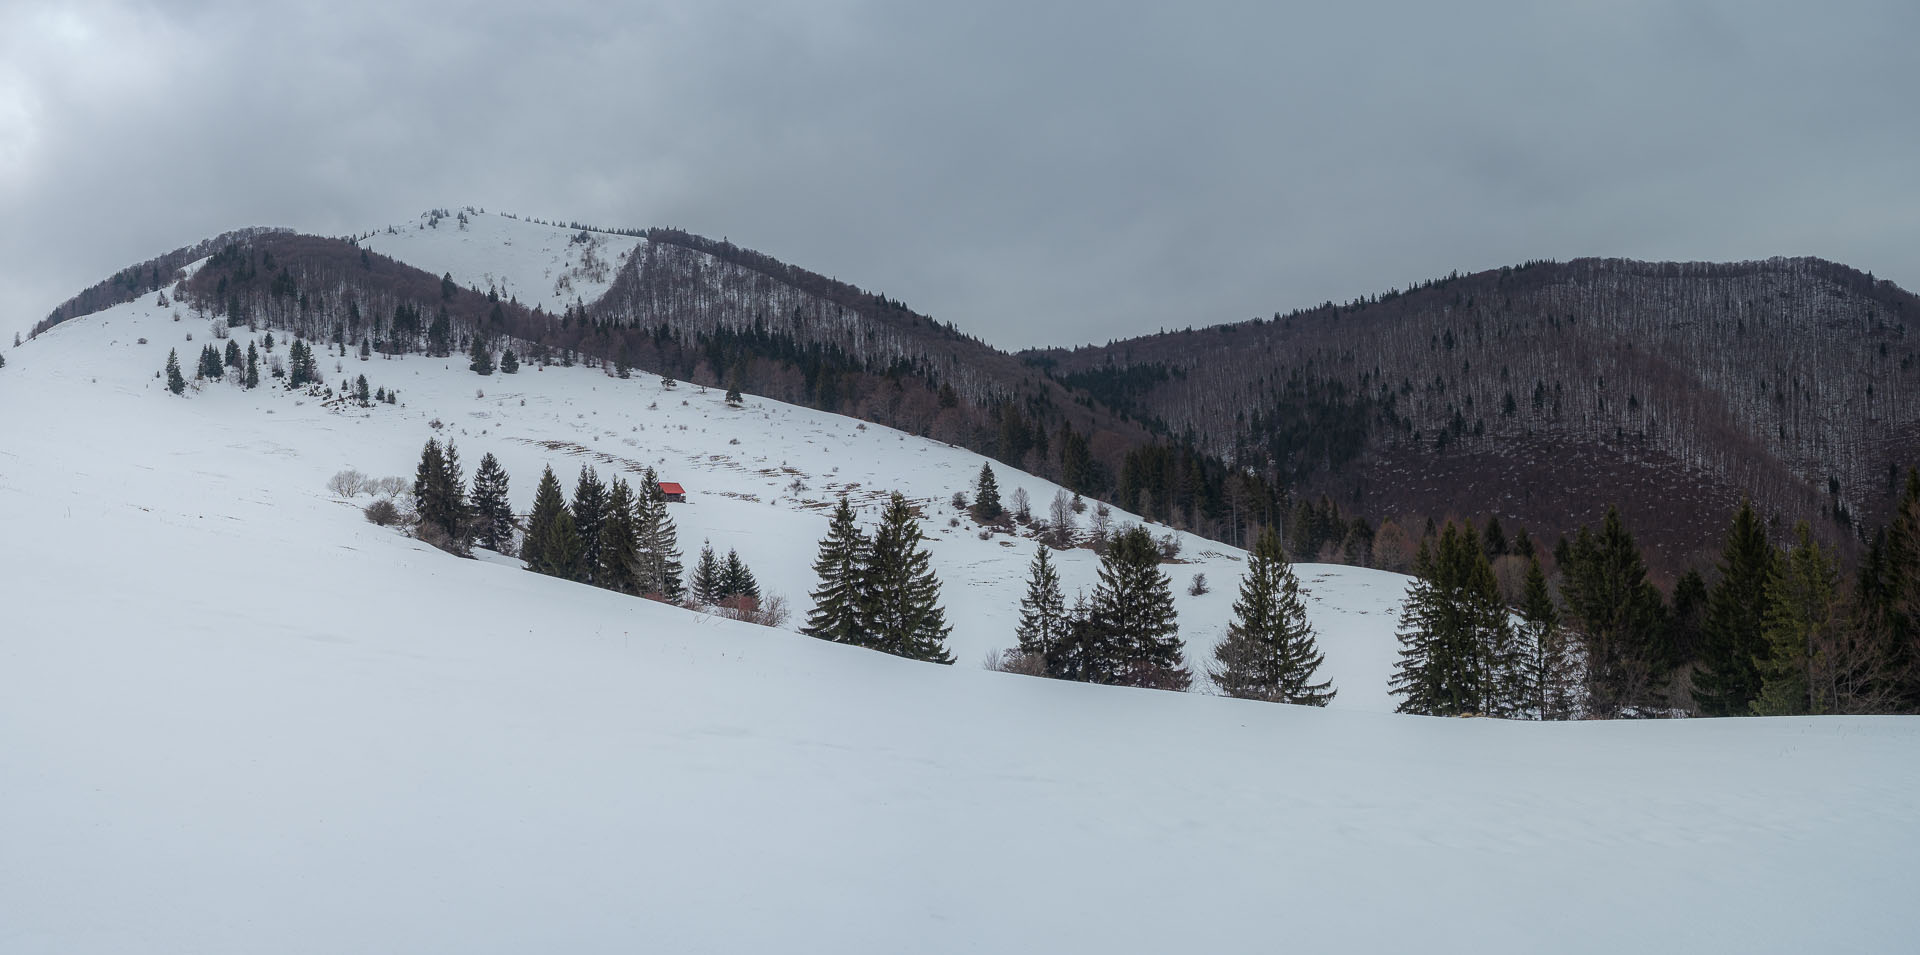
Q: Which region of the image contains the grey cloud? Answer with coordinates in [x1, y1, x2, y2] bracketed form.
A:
[4, 0, 1915, 351]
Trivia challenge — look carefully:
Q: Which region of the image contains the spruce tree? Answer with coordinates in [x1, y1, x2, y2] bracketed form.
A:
[1693, 501, 1775, 716]
[1389, 523, 1513, 716]
[803, 497, 871, 645]
[522, 465, 566, 567]
[165, 348, 186, 394]
[1753, 523, 1842, 715]
[631, 469, 684, 600]
[469, 335, 494, 375]
[1209, 526, 1333, 705]
[244, 342, 259, 389]
[534, 507, 584, 581]
[719, 550, 761, 604]
[224, 339, 242, 369]
[692, 541, 722, 605]
[1013, 544, 1066, 660]
[500, 348, 519, 374]
[1875, 469, 1920, 707]
[468, 452, 516, 554]
[1086, 525, 1186, 688]
[1521, 554, 1577, 720]
[598, 478, 642, 594]
[972, 463, 1003, 522]
[411, 439, 468, 550]
[571, 467, 608, 586]
[861, 492, 955, 664]
[1560, 507, 1668, 717]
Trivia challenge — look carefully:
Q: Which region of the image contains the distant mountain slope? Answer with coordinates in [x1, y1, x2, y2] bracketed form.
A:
[1025, 257, 1920, 573]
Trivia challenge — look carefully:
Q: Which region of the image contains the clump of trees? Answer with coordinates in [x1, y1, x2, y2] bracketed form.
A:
[801, 493, 954, 664]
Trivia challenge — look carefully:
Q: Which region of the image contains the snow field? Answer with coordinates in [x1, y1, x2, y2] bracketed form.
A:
[2, 267, 1917, 953]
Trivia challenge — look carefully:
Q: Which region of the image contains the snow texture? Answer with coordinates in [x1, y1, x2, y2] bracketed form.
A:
[2, 276, 1916, 954]
[361, 210, 646, 317]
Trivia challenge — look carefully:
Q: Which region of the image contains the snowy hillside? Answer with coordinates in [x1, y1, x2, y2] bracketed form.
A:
[361, 210, 646, 316]
[4, 281, 1918, 953]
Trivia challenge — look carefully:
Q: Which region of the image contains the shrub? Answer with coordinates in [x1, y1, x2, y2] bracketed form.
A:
[1188, 573, 1210, 596]
[362, 499, 401, 526]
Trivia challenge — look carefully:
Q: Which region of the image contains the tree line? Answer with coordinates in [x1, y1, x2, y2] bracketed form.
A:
[1389, 472, 1920, 718]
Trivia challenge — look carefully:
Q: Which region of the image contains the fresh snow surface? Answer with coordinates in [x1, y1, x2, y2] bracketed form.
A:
[4, 297, 1918, 953]
[361, 210, 645, 316]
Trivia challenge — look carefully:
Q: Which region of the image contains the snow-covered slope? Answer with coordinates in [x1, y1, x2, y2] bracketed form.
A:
[4, 291, 1917, 953]
[361, 210, 645, 315]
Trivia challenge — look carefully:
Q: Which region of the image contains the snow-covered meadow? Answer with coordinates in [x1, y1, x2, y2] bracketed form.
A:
[3, 230, 1916, 953]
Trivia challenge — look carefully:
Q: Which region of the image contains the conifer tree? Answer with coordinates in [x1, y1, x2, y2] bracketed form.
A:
[1560, 507, 1668, 717]
[1085, 524, 1186, 688]
[469, 335, 494, 375]
[1874, 469, 1920, 707]
[692, 541, 722, 605]
[468, 453, 515, 554]
[860, 493, 953, 664]
[719, 549, 761, 604]
[598, 478, 642, 594]
[224, 339, 241, 369]
[411, 438, 469, 550]
[1521, 554, 1577, 720]
[803, 497, 870, 645]
[1389, 522, 1515, 716]
[1013, 544, 1067, 660]
[521, 465, 566, 568]
[534, 507, 584, 581]
[571, 467, 608, 586]
[500, 348, 519, 374]
[629, 469, 684, 600]
[1210, 527, 1334, 705]
[1753, 522, 1865, 716]
[972, 463, 1003, 522]
[165, 348, 186, 394]
[244, 342, 260, 389]
[1693, 501, 1775, 716]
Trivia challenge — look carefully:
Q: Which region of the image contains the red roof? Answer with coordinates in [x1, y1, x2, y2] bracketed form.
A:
[658, 482, 685, 495]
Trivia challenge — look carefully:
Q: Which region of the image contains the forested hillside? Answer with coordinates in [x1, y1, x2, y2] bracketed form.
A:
[1027, 257, 1920, 574]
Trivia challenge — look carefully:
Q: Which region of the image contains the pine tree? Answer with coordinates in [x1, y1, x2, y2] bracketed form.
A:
[860, 492, 954, 664]
[571, 467, 608, 586]
[468, 453, 515, 554]
[244, 342, 259, 389]
[1693, 501, 1775, 716]
[1085, 525, 1186, 688]
[1560, 507, 1668, 717]
[1389, 522, 1515, 716]
[1875, 469, 1920, 707]
[224, 339, 242, 369]
[165, 348, 186, 394]
[598, 478, 642, 594]
[1752, 523, 1846, 715]
[500, 348, 519, 374]
[633, 471, 685, 600]
[534, 507, 584, 581]
[803, 497, 870, 645]
[1521, 554, 1577, 720]
[692, 541, 722, 605]
[971, 463, 1003, 522]
[469, 335, 494, 375]
[521, 465, 566, 568]
[1013, 544, 1067, 660]
[718, 549, 761, 604]
[411, 438, 469, 550]
[1210, 526, 1333, 704]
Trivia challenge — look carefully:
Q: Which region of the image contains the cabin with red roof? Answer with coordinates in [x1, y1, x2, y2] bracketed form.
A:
[657, 481, 686, 503]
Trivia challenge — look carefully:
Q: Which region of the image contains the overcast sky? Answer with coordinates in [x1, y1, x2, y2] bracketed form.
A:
[3, 0, 1915, 351]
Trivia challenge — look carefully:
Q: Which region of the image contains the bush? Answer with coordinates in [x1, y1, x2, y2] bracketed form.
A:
[362, 499, 401, 526]
[951, 491, 967, 510]
[984, 648, 1048, 677]
[1188, 573, 1210, 596]
[412, 519, 468, 556]
[715, 594, 789, 628]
